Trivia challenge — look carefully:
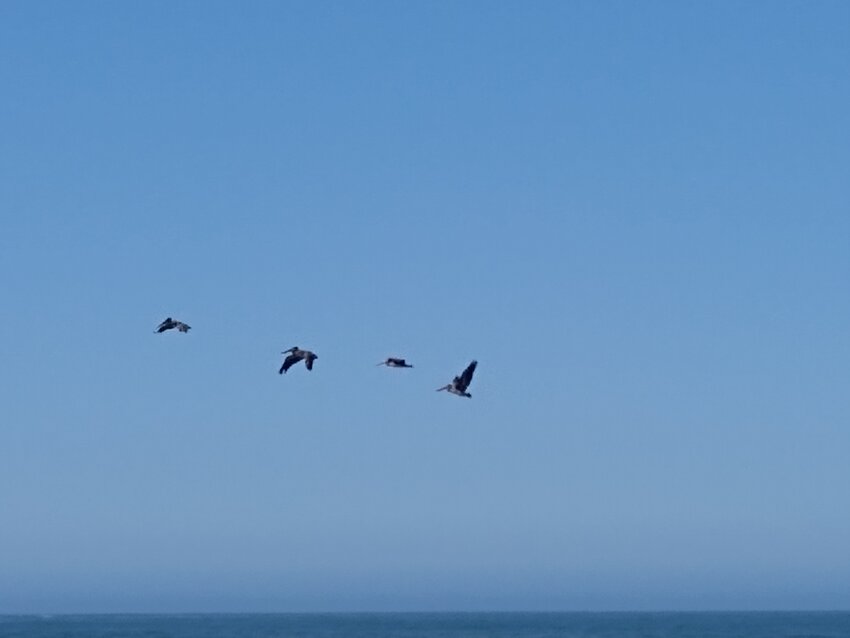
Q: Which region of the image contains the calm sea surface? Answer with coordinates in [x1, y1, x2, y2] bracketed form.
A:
[1, 613, 848, 638]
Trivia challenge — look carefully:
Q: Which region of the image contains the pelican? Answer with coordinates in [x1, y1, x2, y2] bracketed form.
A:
[154, 317, 191, 333]
[377, 357, 413, 368]
[437, 360, 477, 398]
[279, 347, 317, 374]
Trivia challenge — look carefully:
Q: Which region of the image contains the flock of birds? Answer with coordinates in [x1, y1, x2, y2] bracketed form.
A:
[154, 317, 479, 398]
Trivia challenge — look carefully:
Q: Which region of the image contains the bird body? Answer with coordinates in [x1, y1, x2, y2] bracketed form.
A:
[437, 360, 477, 398]
[155, 317, 191, 333]
[279, 347, 317, 374]
[377, 357, 413, 368]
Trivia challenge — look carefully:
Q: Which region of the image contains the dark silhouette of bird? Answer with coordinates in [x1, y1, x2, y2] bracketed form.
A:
[436, 360, 478, 398]
[154, 317, 191, 333]
[279, 347, 317, 374]
[377, 357, 413, 368]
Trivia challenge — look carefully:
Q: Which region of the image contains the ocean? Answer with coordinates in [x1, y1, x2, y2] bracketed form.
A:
[1, 613, 849, 638]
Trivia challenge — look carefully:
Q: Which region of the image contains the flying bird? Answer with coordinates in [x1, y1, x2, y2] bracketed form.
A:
[154, 317, 191, 333]
[377, 357, 413, 368]
[279, 347, 317, 374]
[436, 360, 478, 398]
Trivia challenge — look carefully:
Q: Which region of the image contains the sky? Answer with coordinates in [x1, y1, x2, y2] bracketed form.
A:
[1, 0, 849, 613]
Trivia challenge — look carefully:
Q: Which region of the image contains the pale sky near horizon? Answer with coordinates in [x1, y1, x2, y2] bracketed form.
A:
[2, 1, 850, 613]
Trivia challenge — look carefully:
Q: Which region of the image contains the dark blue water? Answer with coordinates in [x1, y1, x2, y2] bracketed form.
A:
[1, 613, 848, 638]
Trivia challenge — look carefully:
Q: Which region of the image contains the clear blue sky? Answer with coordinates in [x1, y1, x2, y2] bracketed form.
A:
[2, 0, 849, 613]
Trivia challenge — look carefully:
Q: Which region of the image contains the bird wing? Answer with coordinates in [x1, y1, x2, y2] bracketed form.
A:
[176, 322, 190, 332]
[280, 353, 301, 373]
[305, 353, 317, 370]
[457, 360, 477, 391]
[155, 318, 174, 332]
[436, 384, 451, 392]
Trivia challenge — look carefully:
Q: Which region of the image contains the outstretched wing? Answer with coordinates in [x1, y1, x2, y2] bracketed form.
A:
[304, 353, 317, 370]
[436, 384, 451, 392]
[155, 318, 174, 333]
[457, 360, 477, 391]
[176, 322, 191, 333]
[280, 353, 301, 373]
